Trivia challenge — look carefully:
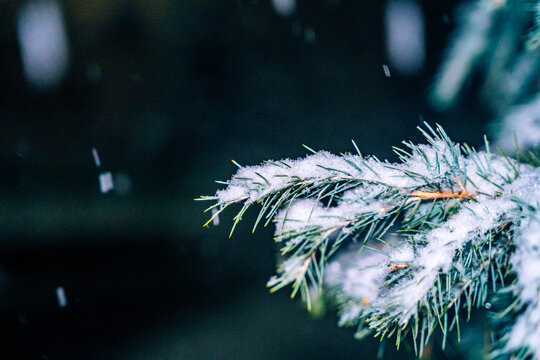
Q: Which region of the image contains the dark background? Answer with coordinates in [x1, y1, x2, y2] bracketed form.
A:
[0, 0, 489, 359]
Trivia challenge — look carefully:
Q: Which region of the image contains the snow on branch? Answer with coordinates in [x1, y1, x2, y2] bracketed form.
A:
[503, 172, 540, 358]
[199, 124, 540, 356]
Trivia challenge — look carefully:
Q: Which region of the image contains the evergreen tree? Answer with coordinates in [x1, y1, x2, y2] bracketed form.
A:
[200, 1, 540, 358]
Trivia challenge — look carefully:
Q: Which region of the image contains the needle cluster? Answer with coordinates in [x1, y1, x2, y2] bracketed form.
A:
[199, 124, 540, 358]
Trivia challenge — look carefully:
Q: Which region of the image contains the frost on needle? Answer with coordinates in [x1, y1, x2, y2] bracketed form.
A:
[199, 124, 540, 357]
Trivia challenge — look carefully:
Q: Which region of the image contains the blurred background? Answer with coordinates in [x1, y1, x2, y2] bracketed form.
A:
[0, 0, 490, 359]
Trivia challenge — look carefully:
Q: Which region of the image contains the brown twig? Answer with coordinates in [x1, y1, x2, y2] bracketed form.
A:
[410, 177, 473, 201]
[388, 264, 410, 271]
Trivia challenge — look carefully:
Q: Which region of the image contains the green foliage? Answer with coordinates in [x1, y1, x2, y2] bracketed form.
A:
[199, 125, 540, 358]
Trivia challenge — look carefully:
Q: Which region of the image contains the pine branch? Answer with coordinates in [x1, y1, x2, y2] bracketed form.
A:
[199, 124, 540, 357]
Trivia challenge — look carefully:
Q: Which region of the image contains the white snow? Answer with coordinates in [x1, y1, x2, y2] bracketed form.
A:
[325, 236, 407, 326]
[505, 170, 540, 356]
[325, 244, 389, 324]
[217, 151, 361, 204]
[383, 197, 517, 322]
[211, 207, 220, 226]
[56, 286, 67, 308]
[99, 172, 114, 193]
[216, 139, 518, 207]
[506, 214, 540, 356]
[382, 65, 392, 78]
[275, 196, 384, 236]
[267, 256, 306, 288]
[91, 147, 101, 167]
[214, 132, 540, 351]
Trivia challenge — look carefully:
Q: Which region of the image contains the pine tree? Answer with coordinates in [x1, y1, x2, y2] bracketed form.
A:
[200, 0, 540, 358]
[199, 124, 539, 358]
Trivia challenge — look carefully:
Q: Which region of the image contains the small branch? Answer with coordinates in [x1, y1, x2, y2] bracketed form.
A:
[410, 177, 473, 201]
[388, 264, 410, 271]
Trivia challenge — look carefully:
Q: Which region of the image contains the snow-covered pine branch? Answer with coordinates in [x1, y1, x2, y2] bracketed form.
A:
[500, 176, 540, 359]
[199, 124, 540, 357]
